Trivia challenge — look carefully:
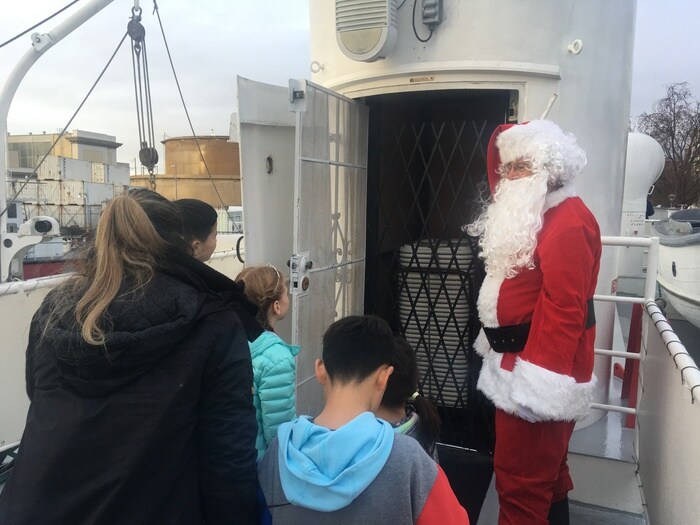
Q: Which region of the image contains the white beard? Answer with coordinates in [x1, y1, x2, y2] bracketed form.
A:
[468, 171, 550, 278]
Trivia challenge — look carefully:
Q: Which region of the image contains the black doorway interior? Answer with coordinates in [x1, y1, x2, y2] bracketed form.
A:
[363, 88, 514, 520]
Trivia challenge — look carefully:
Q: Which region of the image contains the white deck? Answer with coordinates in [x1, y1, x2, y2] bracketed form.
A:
[2, 242, 700, 524]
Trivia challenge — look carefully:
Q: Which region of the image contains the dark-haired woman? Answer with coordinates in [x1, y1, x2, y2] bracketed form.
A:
[174, 198, 218, 262]
[375, 335, 442, 462]
[0, 189, 259, 524]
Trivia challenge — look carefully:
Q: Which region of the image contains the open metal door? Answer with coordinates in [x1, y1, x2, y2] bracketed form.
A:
[288, 80, 369, 416]
[236, 77, 296, 339]
[237, 77, 369, 417]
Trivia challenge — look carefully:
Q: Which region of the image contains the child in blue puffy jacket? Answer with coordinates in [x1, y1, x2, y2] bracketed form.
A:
[236, 265, 299, 459]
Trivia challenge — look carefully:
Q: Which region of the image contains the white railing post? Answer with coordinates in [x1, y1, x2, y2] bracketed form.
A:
[644, 237, 659, 303]
[590, 235, 660, 420]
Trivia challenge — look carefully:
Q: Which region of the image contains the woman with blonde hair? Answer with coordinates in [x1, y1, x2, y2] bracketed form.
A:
[0, 189, 260, 524]
[236, 264, 299, 459]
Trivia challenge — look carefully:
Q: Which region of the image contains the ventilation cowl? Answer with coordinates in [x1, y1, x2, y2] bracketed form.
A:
[335, 0, 397, 62]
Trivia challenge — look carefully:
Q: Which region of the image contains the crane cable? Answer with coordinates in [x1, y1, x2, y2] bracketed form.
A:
[128, 6, 158, 189]
[0, 0, 81, 50]
[152, 0, 245, 262]
[0, 31, 129, 220]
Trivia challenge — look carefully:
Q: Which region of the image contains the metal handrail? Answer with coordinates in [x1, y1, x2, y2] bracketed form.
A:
[645, 300, 700, 402]
[0, 273, 68, 296]
[588, 236, 659, 419]
[589, 235, 699, 425]
[0, 246, 244, 298]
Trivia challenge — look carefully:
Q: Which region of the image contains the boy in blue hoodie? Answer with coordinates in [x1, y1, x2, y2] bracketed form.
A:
[257, 315, 469, 524]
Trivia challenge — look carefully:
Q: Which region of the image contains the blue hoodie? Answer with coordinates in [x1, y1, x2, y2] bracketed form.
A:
[276, 412, 394, 511]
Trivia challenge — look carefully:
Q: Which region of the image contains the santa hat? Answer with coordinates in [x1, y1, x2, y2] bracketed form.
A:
[486, 120, 586, 194]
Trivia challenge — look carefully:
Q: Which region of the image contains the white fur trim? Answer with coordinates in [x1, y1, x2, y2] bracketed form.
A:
[477, 351, 521, 415]
[544, 185, 577, 212]
[511, 359, 598, 421]
[496, 120, 586, 187]
[477, 272, 504, 327]
[496, 120, 559, 165]
[474, 329, 490, 357]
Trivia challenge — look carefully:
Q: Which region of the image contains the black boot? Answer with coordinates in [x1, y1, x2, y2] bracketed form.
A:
[548, 496, 570, 525]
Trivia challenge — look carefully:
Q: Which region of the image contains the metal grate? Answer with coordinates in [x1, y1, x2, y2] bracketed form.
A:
[365, 90, 512, 450]
[372, 116, 489, 411]
[398, 238, 477, 408]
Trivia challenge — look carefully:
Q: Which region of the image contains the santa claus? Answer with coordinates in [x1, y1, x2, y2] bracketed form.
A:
[467, 120, 601, 525]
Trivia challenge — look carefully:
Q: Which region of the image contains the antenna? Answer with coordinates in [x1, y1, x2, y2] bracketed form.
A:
[540, 93, 558, 120]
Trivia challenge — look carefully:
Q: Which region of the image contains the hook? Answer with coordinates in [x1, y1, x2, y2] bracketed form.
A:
[691, 384, 700, 404]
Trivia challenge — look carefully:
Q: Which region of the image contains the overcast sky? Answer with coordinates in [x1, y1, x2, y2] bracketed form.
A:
[1, 1, 698, 173]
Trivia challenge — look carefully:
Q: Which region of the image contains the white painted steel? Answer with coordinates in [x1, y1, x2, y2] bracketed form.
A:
[594, 349, 642, 360]
[310, 0, 637, 428]
[645, 302, 700, 396]
[0, 284, 54, 445]
[623, 133, 664, 212]
[205, 249, 245, 281]
[618, 133, 664, 283]
[0, 274, 68, 296]
[235, 76, 296, 342]
[656, 241, 700, 330]
[589, 403, 637, 416]
[236, 77, 369, 416]
[594, 294, 645, 304]
[587, 238, 659, 427]
[639, 301, 700, 525]
[290, 80, 368, 416]
[644, 238, 660, 306]
[308, 0, 637, 246]
[602, 236, 654, 248]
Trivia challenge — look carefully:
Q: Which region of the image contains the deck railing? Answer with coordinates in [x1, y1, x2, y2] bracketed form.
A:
[589, 236, 659, 418]
[591, 236, 700, 410]
[586, 235, 700, 524]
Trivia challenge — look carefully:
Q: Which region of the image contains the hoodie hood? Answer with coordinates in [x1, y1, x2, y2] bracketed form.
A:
[37, 253, 261, 397]
[250, 330, 299, 360]
[39, 272, 203, 397]
[277, 412, 394, 511]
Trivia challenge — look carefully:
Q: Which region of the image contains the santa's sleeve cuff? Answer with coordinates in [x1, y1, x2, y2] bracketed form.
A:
[511, 358, 597, 421]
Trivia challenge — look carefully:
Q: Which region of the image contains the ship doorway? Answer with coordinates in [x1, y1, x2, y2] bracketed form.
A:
[363, 89, 514, 453]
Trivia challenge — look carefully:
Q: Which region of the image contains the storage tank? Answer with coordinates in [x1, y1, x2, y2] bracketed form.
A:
[308, 0, 637, 431]
[163, 136, 241, 206]
[131, 136, 242, 207]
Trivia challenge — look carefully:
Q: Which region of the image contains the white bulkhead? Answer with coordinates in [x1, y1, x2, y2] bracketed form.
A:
[308, 0, 638, 425]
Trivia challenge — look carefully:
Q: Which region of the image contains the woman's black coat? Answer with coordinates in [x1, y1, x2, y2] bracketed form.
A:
[0, 255, 261, 524]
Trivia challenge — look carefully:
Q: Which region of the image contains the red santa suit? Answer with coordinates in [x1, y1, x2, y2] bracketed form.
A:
[473, 121, 602, 525]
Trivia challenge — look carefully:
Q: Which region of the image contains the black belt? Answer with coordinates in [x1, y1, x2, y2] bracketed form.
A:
[483, 298, 596, 354]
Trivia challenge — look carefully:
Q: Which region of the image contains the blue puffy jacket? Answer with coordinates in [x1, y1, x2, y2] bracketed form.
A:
[250, 331, 299, 459]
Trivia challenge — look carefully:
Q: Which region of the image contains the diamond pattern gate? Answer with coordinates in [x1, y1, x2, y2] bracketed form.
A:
[365, 90, 512, 452]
